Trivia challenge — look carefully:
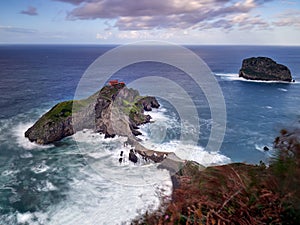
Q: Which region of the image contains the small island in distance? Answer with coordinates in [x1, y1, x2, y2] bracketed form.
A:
[239, 57, 294, 82]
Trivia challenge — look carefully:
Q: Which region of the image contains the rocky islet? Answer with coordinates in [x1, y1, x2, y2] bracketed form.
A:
[239, 57, 293, 82]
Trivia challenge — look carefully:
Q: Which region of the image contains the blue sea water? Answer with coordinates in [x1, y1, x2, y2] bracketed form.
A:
[0, 44, 299, 224]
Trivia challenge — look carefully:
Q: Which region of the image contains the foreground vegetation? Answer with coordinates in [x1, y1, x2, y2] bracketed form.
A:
[134, 128, 300, 224]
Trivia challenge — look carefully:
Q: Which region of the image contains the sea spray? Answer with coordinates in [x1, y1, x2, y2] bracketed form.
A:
[215, 73, 300, 84]
[140, 106, 231, 166]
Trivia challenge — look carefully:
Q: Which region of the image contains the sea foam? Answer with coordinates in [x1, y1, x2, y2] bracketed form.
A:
[13, 122, 54, 150]
[215, 73, 300, 84]
[140, 107, 231, 166]
[47, 168, 172, 225]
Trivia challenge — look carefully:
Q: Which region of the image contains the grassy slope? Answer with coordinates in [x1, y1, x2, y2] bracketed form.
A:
[31, 91, 99, 129]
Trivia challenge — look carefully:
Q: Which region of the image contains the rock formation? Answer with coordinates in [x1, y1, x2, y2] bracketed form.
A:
[25, 101, 75, 145]
[25, 83, 159, 145]
[129, 149, 138, 163]
[239, 57, 293, 82]
[25, 83, 184, 163]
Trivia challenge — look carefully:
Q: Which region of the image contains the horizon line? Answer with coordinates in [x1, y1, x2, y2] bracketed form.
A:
[0, 43, 300, 47]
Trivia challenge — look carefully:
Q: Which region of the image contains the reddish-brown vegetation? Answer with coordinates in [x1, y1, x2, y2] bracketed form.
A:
[134, 129, 300, 224]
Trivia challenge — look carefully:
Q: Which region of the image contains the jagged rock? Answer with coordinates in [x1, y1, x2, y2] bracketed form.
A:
[239, 57, 293, 82]
[137, 97, 160, 111]
[25, 102, 75, 145]
[157, 153, 184, 175]
[104, 133, 116, 138]
[131, 129, 142, 136]
[129, 149, 138, 163]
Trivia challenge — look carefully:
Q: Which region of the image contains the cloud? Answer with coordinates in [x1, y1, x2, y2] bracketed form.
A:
[280, 0, 298, 5]
[61, 0, 272, 31]
[20, 6, 38, 16]
[272, 10, 300, 27]
[52, 0, 87, 5]
[198, 13, 270, 31]
[96, 31, 112, 39]
[116, 30, 175, 39]
[0, 26, 37, 34]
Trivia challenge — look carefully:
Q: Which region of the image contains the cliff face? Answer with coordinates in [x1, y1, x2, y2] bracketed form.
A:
[239, 57, 293, 82]
[25, 84, 159, 144]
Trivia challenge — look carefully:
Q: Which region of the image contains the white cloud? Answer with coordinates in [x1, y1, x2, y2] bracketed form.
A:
[0, 25, 37, 33]
[273, 10, 300, 27]
[59, 0, 273, 31]
[96, 31, 112, 39]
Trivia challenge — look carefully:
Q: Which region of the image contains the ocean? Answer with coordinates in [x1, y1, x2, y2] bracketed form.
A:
[0, 44, 299, 224]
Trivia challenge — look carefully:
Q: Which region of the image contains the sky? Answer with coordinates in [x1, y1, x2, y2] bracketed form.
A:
[0, 0, 300, 45]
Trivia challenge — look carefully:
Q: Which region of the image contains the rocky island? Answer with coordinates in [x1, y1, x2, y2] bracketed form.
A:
[25, 81, 173, 162]
[239, 57, 293, 82]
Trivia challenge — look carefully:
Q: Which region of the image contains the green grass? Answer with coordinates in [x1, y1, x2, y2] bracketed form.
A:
[34, 90, 100, 128]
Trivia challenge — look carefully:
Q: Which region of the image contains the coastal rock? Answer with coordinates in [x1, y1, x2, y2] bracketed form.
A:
[25, 101, 75, 145]
[157, 153, 184, 175]
[25, 83, 158, 144]
[129, 149, 138, 163]
[137, 96, 160, 112]
[239, 57, 293, 82]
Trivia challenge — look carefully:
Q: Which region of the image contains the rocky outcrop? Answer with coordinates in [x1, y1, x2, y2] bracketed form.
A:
[25, 101, 75, 145]
[129, 149, 138, 163]
[25, 83, 180, 163]
[239, 57, 293, 82]
[25, 83, 159, 145]
[137, 97, 160, 112]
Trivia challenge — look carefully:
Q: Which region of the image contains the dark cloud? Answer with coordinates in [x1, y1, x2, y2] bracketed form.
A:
[57, 0, 273, 31]
[20, 6, 38, 16]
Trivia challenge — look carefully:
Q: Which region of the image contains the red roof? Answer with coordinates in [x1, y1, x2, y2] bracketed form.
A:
[108, 80, 125, 86]
[109, 80, 119, 85]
